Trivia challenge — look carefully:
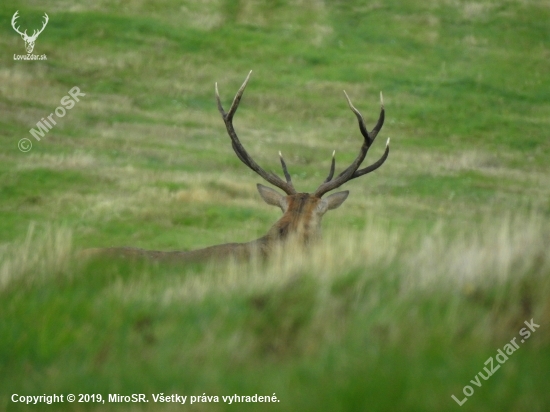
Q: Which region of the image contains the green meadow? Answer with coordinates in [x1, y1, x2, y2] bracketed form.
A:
[1, 0, 549, 411]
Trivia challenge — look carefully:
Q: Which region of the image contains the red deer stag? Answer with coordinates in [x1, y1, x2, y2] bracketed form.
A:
[86, 72, 389, 262]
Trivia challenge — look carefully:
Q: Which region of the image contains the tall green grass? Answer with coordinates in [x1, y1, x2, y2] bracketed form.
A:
[1, 214, 549, 411]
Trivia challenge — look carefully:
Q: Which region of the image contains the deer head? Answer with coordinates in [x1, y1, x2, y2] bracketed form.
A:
[11, 11, 49, 54]
[216, 71, 390, 246]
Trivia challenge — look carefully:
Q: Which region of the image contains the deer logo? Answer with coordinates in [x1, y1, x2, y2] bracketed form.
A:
[11, 10, 49, 54]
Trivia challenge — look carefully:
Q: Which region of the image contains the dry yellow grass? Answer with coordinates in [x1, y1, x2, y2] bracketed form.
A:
[87, 210, 549, 308]
[0, 223, 73, 290]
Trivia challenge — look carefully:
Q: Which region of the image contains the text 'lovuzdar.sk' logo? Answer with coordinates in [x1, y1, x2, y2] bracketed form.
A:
[11, 10, 48, 61]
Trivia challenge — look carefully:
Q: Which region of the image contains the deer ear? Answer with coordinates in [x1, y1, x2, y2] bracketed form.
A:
[257, 184, 288, 212]
[317, 191, 349, 214]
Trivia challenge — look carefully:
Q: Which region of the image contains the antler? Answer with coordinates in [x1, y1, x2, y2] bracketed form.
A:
[31, 13, 49, 40]
[216, 71, 297, 195]
[11, 11, 48, 39]
[11, 11, 26, 37]
[314, 91, 389, 198]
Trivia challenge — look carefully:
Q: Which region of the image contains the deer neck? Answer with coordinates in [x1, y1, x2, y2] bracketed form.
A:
[257, 199, 323, 248]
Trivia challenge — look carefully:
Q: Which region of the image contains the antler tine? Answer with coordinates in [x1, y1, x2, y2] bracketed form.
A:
[216, 72, 297, 195]
[216, 70, 252, 122]
[314, 91, 386, 197]
[323, 150, 336, 183]
[344, 91, 371, 146]
[347, 138, 390, 180]
[11, 11, 26, 36]
[279, 151, 292, 184]
[11, 10, 18, 25]
[35, 13, 49, 37]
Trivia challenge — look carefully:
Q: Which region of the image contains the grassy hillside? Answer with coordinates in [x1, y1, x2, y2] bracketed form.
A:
[1, 0, 549, 411]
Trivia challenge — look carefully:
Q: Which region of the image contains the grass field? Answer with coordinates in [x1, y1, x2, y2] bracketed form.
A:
[1, 0, 549, 411]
